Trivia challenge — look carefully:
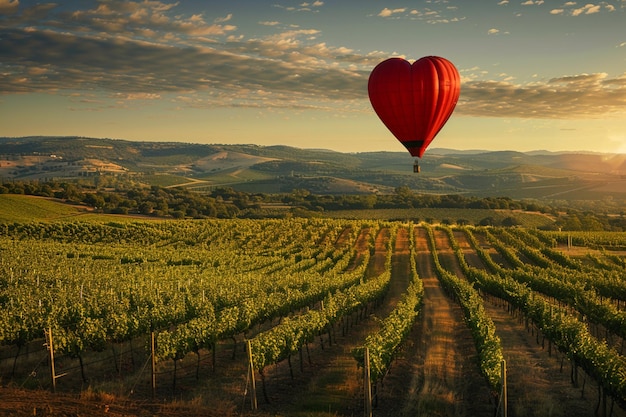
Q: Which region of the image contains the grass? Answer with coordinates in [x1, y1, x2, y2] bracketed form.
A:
[0, 194, 86, 222]
[0, 194, 163, 223]
[195, 168, 275, 185]
[0, 195, 556, 229]
[140, 174, 199, 187]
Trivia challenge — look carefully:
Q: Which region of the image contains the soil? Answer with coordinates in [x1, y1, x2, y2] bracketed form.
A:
[2, 225, 624, 416]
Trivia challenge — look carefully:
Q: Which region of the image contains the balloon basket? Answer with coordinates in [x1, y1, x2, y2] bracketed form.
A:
[413, 161, 420, 173]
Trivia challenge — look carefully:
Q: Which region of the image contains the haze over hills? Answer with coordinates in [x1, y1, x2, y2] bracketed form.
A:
[1, 136, 624, 204]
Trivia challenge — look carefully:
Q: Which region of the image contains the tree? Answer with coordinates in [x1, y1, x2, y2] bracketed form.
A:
[138, 201, 155, 215]
[84, 193, 105, 209]
[561, 215, 583, 231]
[501, 217, 519, 227]
[478, 217, 495, 226]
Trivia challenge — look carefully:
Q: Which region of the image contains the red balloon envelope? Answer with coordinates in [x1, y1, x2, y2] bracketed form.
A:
[368, 56, 460, 158]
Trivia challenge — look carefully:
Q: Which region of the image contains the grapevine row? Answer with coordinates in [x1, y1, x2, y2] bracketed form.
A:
[457, 227, 626, 405]
[0, 219, 377, 359]
[155, 233, 375, 363]
[482, 229, 626, 340]
[247, 226, 396, 373]
[491, 228, 626, 302]
[424, 224, 504, 391]
[353, 225, 424, 383]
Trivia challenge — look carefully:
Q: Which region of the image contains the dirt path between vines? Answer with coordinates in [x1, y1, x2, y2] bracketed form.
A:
[440, 228, 626, 417]
[374, 226, 494, 417]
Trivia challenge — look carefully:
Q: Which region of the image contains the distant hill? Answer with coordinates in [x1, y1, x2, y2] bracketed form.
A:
[1, 136, 625, 202]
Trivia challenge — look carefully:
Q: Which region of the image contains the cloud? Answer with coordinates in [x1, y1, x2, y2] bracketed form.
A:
[115, 92, 162, 100]
[487, 28, 509, 35]
[458, 73, 626, 119]
[301, 1, 324, 6]
[0, 1, 623, 120]
[0, 1, 55, 24]
[214, 14, 232, 23]
[0, 19, 375, 111]
[550, 2, 617, 16]
[376, 5, 465, 24]
[572, 4, 601, 15]
[0, 0, 19, 14]
[378, 7, 406, 17]
[274, 1, 324, 12]
[17, 1, 238, 41]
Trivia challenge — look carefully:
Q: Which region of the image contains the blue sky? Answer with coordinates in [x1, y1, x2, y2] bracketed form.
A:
[1, 0, 625, 155]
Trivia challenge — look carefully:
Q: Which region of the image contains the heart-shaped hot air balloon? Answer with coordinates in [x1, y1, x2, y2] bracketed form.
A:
[368, 56, 460, 166]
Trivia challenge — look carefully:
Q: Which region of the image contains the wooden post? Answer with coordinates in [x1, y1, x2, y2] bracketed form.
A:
[247, 340, 258, 410]
[568, 234, 572, 250]
[501, 359, 508, 417]
[151, 331, 156, 398]
[364, 347, 372, 417]
[46, 328, 56, 393]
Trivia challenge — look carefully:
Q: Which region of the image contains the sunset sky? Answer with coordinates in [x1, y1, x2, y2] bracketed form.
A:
[1, 0, 625, 155]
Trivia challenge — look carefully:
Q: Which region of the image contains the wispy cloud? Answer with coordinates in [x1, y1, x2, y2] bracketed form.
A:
[273, 1, 324, 13]
[0, 0, 19, 14]
[375, 5, 465, 24]
[550, 2, 617, 15]
[377, 8, 406, 17]
[460, 73, 626, 119]
[488, 28, 510, 35]
[1, 1, 624, 121]
[0, 1, 374, 112]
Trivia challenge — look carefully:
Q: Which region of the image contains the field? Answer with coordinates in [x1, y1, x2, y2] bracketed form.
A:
[1, 199, 626, 416]
[0, 195, 87, 222]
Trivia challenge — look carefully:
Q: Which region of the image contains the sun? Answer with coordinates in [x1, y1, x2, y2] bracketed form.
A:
[610, 134, 626, 154]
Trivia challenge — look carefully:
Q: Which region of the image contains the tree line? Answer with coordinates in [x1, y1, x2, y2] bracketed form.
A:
[0, 180, 624, 231]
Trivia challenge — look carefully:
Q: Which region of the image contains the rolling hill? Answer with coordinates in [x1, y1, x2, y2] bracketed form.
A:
[1, 136, 624, 203]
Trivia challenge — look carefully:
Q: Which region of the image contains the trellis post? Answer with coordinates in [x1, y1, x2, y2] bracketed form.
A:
[500, 359, 508, 417]
[151, 331, 156, 398]
[247, 340, 257, 410]
[46, 328, 56, 393]
[364, 347, 372, 417]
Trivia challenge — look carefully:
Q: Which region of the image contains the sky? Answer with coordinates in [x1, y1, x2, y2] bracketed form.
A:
[1, 0, 625, 155]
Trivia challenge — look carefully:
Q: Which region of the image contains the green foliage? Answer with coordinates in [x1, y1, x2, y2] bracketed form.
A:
[425, 224, 504, 390]
[0, 194, 83, 222]
[0, 218, 378, 359]
[353, 225, 424, 383]
[1, 206, 625, 406]
[460, 226, 626, 404]
[249, 224, 395, 372]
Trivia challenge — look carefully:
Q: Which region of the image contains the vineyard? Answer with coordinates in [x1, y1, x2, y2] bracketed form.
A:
[1, 217, 626, 416]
